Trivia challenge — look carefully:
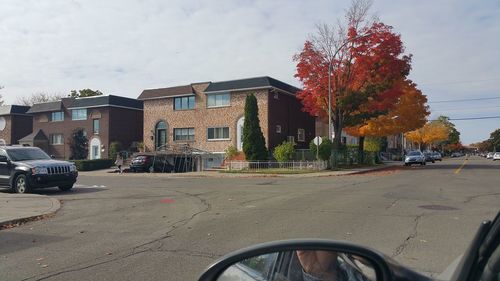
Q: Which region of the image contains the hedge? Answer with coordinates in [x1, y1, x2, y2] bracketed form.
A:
[73, 159, 114, 171]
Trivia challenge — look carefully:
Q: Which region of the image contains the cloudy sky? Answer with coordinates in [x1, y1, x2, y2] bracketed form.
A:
[1, 0, 499, 144]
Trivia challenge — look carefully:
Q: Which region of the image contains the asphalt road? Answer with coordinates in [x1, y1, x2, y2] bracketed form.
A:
[0, 156, 499, 281]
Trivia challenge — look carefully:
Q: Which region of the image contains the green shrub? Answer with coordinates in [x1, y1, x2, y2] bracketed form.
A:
[108, 141, 122, 160]
[364, 137, 381, 152]
[224, 145, 238, 159]
[273, 141, 295, 162]
[309, 137, 333, 161]
[73, 159, 114, 171]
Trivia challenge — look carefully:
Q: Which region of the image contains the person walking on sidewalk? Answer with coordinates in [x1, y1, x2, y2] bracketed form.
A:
[115, 153, 124, 174]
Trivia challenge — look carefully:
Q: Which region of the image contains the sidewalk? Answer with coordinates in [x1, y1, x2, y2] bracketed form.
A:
[79, 161, 402, 178]
[0, 193, 61, 228]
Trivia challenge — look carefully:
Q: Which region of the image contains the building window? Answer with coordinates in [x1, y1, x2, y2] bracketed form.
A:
[207, 93, 230, 108]
[207, 127, 229, 140]
[287, 136, 295, 143]
[174, 128, 195, 141]
[50, 134, 64, 145]
[276, 125, 282, 134]
[174, 96, 195, 110]
[51, 111, 64, 122]
[93, 119, 100, 134]
[72, 109, 87, 120]
[297, 129, 305, 142]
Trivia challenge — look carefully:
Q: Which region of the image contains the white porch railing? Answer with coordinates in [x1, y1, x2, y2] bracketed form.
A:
[226, 160, 327, 171]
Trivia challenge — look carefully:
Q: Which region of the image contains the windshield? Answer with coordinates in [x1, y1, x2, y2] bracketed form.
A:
[408, 151, 421, 156]
[7, 148, 51, 161]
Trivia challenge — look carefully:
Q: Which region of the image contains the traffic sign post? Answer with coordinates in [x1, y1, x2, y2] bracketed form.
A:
[313, 136, 322, 160]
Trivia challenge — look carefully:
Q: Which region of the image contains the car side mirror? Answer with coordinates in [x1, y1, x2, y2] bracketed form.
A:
[51, 155, 56, 159]
[197, 239, 432, 281]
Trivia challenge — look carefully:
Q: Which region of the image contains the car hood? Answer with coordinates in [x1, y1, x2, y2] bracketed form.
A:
[14, 159, 73, 168]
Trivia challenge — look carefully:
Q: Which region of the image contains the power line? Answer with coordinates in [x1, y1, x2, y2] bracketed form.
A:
[428, 96, 500, 104]
[419, 77, 500, 86]
[430, 116, 500, 121]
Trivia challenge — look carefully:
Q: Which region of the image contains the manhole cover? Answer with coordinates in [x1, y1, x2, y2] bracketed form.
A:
[418, 205, 458, 211]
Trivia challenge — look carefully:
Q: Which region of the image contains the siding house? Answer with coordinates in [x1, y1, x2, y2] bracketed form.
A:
[22, 95, 143, 159]
[139, 76, 316, 168]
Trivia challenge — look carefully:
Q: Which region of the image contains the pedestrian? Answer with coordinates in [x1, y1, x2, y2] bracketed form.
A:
[115, 153, 124, 174]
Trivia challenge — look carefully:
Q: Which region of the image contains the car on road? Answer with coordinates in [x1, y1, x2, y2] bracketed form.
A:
[493, 152, 500, 161]
[451, 152, 463, 158]
[199, 212, 500, 281]
[0, 146, 78, 193]
[431, 152, 442, 161]
[486, 152, 494, 159]
[129, 154, 154, 172]
[423, 151, 435, 163]
[404, 150, 426, 166]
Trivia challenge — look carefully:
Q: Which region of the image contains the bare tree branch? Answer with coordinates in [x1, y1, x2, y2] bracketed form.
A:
[16, 92, 66, 106]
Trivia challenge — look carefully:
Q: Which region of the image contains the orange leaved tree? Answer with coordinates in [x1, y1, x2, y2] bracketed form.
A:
[405, 121, 449, 150]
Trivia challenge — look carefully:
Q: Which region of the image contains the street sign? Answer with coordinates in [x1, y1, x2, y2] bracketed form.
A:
[313, 136, 322, 146]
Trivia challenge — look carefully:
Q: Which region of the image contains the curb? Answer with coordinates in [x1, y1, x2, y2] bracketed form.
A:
[0, 196, 61, 229]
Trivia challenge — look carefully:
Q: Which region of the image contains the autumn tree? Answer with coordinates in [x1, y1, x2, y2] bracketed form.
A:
[70, 89, 103, 98]
[294, 0, 412, 150]
[405, 121, 449, 150]
[345, 80, 429, 138]
[16, 92, 65, 106]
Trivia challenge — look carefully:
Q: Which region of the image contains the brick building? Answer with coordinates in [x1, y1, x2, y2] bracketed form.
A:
[22, 95, 143, 160]
[0, 105, 32, 145]
[139, 76, 316, 168]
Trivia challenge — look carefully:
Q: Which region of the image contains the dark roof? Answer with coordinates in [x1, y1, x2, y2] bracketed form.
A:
[204, 76, 301, 94]
[26, 101, 62, 114]
[67, 95, 143, 110]
[0, 105, 31, 116]
[138, 85, 194, 100]
[18, 129, 48, 142]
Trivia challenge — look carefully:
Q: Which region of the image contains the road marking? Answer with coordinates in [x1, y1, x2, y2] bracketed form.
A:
[454, 159, 468, 174]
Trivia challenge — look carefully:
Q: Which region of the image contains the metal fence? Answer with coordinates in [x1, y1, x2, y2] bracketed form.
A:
[226, 160, 328, 171]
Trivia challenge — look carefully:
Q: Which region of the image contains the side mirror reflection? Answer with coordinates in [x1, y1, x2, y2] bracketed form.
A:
[217, 250, 376, 281]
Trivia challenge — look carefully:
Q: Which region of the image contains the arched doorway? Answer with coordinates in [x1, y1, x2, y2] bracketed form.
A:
[155, 121, 167, 150]
[236, 117, 244, 151]
[90, 137, 101, 159]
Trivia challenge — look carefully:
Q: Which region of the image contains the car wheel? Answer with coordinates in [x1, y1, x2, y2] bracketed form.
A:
[432, 160, 435, 163]
[58, 184, 73, 191]
[13, 174, 30, 194]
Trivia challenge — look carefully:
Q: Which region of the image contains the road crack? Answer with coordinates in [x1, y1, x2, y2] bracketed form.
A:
[392, 213, 423, 257]
[23, 190, 212, 281]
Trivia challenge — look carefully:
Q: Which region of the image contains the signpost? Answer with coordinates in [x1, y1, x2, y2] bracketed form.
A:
[313, 136, 322, 160]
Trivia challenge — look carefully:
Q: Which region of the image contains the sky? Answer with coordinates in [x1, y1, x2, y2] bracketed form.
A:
[0, 0, 499, 145]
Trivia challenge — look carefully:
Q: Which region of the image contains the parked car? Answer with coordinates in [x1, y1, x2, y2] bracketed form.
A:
[129, 154, 154, 172]
[493, 152, 500, 161]
[423, 151, 435, 163]
[451, 152, 463, 158]
[0, 146, 78, 193]
[431, 152, 442, 161]
[404, 150, 425, 166]
[486, 152, 494, 159]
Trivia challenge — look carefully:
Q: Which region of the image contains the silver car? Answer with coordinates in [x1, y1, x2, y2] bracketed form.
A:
[404, 150, 426, 166]
[432, 152, 442, 161]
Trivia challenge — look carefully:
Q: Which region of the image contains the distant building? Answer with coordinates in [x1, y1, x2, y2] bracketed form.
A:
[0, 105, 32, 146]
[315, 119, 359, 146]
[139, 76, 316, 168]
[23, 95, 143, 159]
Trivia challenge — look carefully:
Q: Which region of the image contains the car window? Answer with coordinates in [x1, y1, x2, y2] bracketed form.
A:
[7, 148, 51, 161]
[408, 151, 421, 156]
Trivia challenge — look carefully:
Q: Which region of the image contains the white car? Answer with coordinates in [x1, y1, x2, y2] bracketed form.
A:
[493, 152, 500, 161]
[486, 152, 494, 159]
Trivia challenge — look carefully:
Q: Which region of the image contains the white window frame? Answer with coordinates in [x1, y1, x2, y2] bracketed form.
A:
[50, 134, 64, 145]
[297, 128, 305, 142]
[287, 136, 295, 143]
[276, 125, 282, 134]
[93, 119, 100, 134]
[51, 111, 64, 122]
[207, 127, 230, 141]
[207, 92, 230, 108]
[72, 109, 87, 121]
[173, 128, 195, 141]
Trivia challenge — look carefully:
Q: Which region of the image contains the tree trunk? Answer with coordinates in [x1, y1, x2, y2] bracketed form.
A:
[358, 136, 365, 164]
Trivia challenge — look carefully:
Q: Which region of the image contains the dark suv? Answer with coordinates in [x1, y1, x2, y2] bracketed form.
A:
[0, 146, 78, 193]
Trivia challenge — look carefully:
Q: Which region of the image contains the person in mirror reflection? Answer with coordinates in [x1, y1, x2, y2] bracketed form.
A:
[115, 153, 124, 174]
[296, 251, 370, 281]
